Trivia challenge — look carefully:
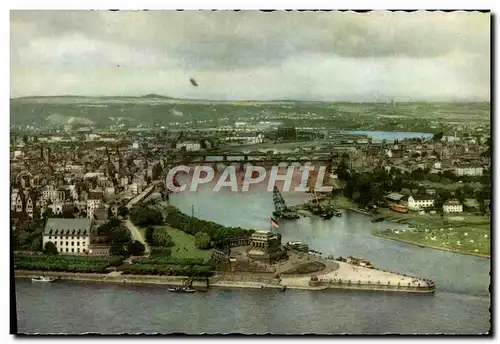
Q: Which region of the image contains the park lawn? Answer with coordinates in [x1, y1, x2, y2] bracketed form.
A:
[156, 225, 213, 260]
[373, 209, 491, 256]
[375, 222, 490, 256]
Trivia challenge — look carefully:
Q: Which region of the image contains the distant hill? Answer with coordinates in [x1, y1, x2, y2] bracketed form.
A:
[11, 94, 179, 101]
[140, 94, 177, 99]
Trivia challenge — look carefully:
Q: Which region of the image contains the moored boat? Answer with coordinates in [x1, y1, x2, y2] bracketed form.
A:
[32, 276, 57, 283]
[286, 241, 309, 252]
[168, 286, 196, 293]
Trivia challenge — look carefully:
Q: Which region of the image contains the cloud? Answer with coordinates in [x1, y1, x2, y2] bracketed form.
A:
[10, 10, 490, 101]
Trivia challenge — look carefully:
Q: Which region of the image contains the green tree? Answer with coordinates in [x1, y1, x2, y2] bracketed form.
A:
[15, 231, 30, 250]
[411, 169, 426, 181]
[42, 208, 54, 220]
[30, 235, 42, 252]
[127, 240, 145, 256]
[475, 188, 489, 215]
[145, 226, 155, 244]
[432, 132, 444, 141]
[43, 241, 58, 255]
[195, 232, 212, 249]
[130, 206, 163, 226]
[442, 170, 457, 182]
[110, 243, 127, 257]
[434, 190, 452, 210]
[152, 228, 173, 247]
[454, 188, 466, 203]
[118, 206, 129, 217]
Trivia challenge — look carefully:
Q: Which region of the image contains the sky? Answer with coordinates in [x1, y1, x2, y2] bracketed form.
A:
[10, 10, 490, 101]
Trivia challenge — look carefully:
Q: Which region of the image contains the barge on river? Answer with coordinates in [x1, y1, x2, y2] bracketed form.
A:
[336, 256, 375, 269]
[286, 241, 309, 252]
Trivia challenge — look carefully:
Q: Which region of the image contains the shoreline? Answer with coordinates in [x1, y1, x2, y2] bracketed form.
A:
[373, 232, 490, 259]
[15, 270, 435, 294]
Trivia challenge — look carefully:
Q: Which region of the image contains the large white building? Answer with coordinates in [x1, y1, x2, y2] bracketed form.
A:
[42, 185, 66, 203]
[455, 165, 484, 177]
[86, 191, 104, 219]
[176, 141, 201, 152]
[443, 200, 463, 213]
[43, 218, 92, 255]
[407, 195, 435, 211]
[225, 132, 264, 145]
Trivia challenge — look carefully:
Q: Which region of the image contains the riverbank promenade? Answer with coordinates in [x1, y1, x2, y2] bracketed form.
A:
[279, 259, 434, 292]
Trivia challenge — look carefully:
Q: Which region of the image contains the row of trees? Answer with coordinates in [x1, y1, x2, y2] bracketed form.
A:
[96, 218, 133, 256]
[163, 206, 255, 249]
[129, 206, 163, 227]
[123, 256, 214, 276]
[14, 254, 123, 273]
[145, 226, 174, 248]
[121, 264, 214, 277]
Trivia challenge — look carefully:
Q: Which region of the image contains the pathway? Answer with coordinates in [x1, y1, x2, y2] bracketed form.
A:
[123, 182, 161, 254]
[125, 219, 150, 254]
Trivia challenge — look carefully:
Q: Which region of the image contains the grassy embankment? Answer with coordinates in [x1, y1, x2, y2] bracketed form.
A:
[373, 210, 490, 257]
[330, 195, 370, 214]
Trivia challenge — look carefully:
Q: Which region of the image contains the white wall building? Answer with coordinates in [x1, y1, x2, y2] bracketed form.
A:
[43, 218, 92, 255]
[407, 195, 435, 211]
[11, 189, 19, 211]
[455, 166, 484, 177]
[225, 132, 264, 145]
[48, 202, 64, 215]
[42, 185, 66, 203]
[443, 200, 463, 213]
[87, 199, 102, 219]
[176, 142, 201, 152]
[129, 183, 139, 196]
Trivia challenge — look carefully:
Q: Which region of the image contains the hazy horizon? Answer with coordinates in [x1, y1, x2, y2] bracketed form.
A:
[11, 10, 490, 102]
[9, 94, 491, 103]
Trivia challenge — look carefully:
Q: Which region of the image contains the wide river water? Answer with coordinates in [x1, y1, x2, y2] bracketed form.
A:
[15, 183, 491, 334]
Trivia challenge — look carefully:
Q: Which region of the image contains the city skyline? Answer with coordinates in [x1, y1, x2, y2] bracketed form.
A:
[11, 10, 490, 102]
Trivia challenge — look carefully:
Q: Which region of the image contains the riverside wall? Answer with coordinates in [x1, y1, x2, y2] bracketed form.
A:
[16, 269, 435, 293]
[15, 271, 208, 287]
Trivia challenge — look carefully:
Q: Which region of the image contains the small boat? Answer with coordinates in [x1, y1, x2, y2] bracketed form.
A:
[321, 212, 334, 219]
[32, 276, 57, 283]
[168, 286, 196, 293]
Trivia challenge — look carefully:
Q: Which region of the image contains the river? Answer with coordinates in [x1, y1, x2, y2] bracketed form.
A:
[15, 184, 490, 334]
[342, 130, 433, 143]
